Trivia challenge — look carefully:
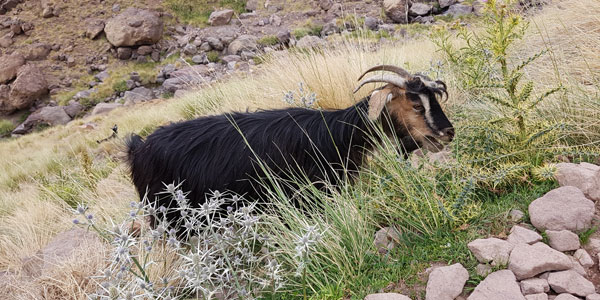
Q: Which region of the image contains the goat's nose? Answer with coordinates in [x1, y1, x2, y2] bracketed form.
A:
[442, 127, 455, 140]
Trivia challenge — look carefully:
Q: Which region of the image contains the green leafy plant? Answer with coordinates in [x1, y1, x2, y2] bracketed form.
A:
[0, 120, 15, 137]
[257, 35, 280, 46]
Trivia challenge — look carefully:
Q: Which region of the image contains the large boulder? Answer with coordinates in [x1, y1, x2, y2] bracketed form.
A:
[104, 7, 163, 47]
[0, 52, 25, 84]
[508, 242, 571, 280]
[13, 106, 71, 133]
[208, 9, 234, 26]
[425, 263, 469, 300]
[384, 0, 409, 24]
[467, 270, 525, 300]
[555, 162, 600, 201]
[227, 34, 258, 55]
[528, 186, 595, 232]
[24, 43, 51, 61]
[2, 64, 48, 114]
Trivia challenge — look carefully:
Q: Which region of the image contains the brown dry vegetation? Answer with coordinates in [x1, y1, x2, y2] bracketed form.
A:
[0, 0, 599, 298]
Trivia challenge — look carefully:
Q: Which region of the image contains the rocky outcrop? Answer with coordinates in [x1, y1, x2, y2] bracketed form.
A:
[1, 64, 47, 114]
[383, 0, 408, 24]
[104, 7, 163, 47]
[0, 52, 24, 84]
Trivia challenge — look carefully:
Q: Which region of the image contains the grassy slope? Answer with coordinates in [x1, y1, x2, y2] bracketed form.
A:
[0, 0, 599, 299]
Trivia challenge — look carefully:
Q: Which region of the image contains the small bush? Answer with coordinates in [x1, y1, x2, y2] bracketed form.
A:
[292, 27, 311, 40]
[0, 120, 15, 137]
[112, 80, 128, 94]
[257, 35, 280, 46]
[292, 20, 323, 39]
[206, 50, 220, 63]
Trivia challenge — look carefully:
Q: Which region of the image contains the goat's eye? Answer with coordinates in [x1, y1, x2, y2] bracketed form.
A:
[413, 104, 424, 112]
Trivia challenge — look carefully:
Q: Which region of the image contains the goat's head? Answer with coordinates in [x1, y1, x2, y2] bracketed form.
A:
[354, 65, 454, 152]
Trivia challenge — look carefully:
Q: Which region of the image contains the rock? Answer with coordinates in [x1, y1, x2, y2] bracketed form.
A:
[384, 0, 409, 24]
[205, 37, 224, 51]
[270, 15, 282, 27]
[74, 88, 96, 100]
[467, 238, 514, 265]
[508, 242, 571, 280]
[554, 295, 580, 300]
[116, 47, 132, 60]
[192, 53, 209, 64]
[63, 100, 83, 118]
[21, 228, 99, 277]
[476, 264, 492, 277]
[546, 230, 581, 252]
[529, 186, 595, 232]
[525, 294, 548, 300]
[365, 293, 412, 300]
[94, 71, 110, 82]
[573, 249, 594, 268]
[322, 22, 339, 36]
[228, 35, 258, 55]
[467, 270, 525, 300]
[374, 226, 402, 254]
[0, 52, 25, 84]
[364, 17, 379, 30]
[2, 65, 48, 114]
[587, 294, 600, 300]
[410, 3, 432, 16]
[183, 43, 197, 55]
[137, 45, 153, 56]
[124, 87, 155, 103]
[556, 163, 600, 201]
[425, 263, 468, 300]
[24, 43, 51, 61]
[277, 30, 291, 44]
[162, 65, 210, 92]
[589, 238, 600, 253]
[507, 226, 542, 245]
[104, 8, 163, 47]
[318, 0, 333, 10]
[296, 36, 327, 49]
[245, 0, 258, 11]
[221, 55, 241, 64]
[208, 9, 234, 26]
[439, 0, 457, 8]
[85, 19, 105, 40]
[509, 209, 525, 222]
[92, 103, 122, 115]
[520, 278, 549, 295]
[31, 106, 71, 125]
[0, 34, 13, 47]
[443, 4, 473, 17]
[547, 270, 595, 297]
[568, 255, 586, 276]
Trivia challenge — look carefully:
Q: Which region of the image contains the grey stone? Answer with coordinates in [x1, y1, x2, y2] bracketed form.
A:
[443, 4, 473, 17]
[525, 294, 548, 300]
[573, 249, 594, 268]
[192, 54, 209, 64]
[63, 100, 83, 118]
[384, 0, 409, 24]
[529, 186, 595, 232]
[410, 3, 432, 16]
[296, 36, 326, 49]
[520, 278, 549, 295]
[548, 270, 595, 297]
[439, 0, 457, 8]
[228, 35, 258, 55]
[467, 270, 525, 300]
[364, 17, 379, 30]
[104, 8, 163, 47]
[508, 242, 571, 280]
[85, 18, 105, 40]
[0, 52, 24, 84]
[124, 87, 155, 103]
[3, 65, 48, 114]
[467, 238, 514, 265]
[425, 263, 468, 300]
[365, 293, 412, 300]
[556, 162, 600, 201]
[507, 225, 542, 245]
[547, 230, 581, 252]
[92, 103, 122, 115]
[374, 226, 402, 255]
[208, 9, 234, 26]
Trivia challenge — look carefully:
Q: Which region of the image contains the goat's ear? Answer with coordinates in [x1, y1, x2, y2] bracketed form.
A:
[368, 90, 394, 121]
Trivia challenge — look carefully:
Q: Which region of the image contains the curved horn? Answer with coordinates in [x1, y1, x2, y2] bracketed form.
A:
[357, 65, 413, 81]
[353, 75, 408, 94]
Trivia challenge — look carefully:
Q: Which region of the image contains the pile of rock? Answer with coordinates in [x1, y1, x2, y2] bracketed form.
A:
[367, 162, 600, 300]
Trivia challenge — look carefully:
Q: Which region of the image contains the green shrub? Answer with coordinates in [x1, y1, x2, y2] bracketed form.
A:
[207, 50, 221, 63]
[257, 35, 280, 46]
[292, 27, 311, 40]
[0, 120, 15, 137]
[292, 20, 323, 39]
[112, 80, 128, 93]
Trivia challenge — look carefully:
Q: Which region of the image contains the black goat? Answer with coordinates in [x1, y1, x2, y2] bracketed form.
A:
[126, 65, 454, 227]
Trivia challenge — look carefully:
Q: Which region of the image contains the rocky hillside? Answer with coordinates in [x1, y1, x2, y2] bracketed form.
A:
[0, 0, 489, 137]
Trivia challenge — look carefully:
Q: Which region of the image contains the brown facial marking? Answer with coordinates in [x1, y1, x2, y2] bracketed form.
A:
[384, 87, 441, 151]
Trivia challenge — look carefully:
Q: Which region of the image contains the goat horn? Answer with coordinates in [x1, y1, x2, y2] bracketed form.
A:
[357, 65, 413, 81]
[353, 75, 408, 94]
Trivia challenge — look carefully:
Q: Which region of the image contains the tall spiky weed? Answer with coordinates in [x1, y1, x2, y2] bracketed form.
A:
[431, 0, 598, 188]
